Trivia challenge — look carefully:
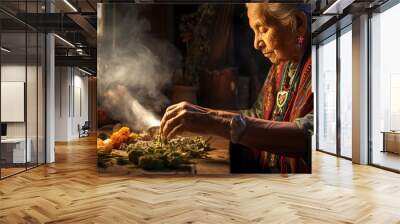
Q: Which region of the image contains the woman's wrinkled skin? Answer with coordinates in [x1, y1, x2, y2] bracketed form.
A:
[160, 101, 231, 140]
[160, 4, 309, 156]
[247, 3, 307, 63]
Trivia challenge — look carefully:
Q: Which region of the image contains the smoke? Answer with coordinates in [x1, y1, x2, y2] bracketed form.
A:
[103, 85, 160, 129]
[98, 4, 181, 130]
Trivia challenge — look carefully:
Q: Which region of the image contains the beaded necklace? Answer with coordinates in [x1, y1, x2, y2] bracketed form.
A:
[272, 61, 302, 121]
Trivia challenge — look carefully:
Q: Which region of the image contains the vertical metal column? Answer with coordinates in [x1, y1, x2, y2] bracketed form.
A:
[46, 0, 56, 163]
[315, 44, 320, 151]
[336, 26, 341, 157]
[352, 14, 369, 164]
[25, 0, 28, 171]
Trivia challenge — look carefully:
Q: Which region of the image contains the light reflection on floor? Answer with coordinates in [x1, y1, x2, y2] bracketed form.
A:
[372, 150, 400, 171]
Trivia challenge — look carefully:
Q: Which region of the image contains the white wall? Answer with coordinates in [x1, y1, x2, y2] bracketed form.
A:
[72, 72, 89, 138]
[55, 67, 89, 141]
[1, 65, 27, 140]
[1, 63, 46, 164]
[55, 67, 69, 141]
[1, 65, 39, 137]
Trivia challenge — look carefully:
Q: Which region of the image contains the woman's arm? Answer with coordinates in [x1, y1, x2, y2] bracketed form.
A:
[235, 116, 310, 157]
[205, 114, 309, 157]
[160, 102, 311, 157]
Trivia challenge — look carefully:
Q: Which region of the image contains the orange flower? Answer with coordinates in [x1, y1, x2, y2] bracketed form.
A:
[97, 138, 105, 148]
[97, 138, 113, 153]
[110, 127, 131, 148]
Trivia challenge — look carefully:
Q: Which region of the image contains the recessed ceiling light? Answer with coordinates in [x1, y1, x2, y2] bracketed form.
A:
[323, 0, 355, 15]
[78, 67, 93, 76]
[63, 0, 78, 12]
[54, 34, 75, 48]
[1, 47, 11, 53]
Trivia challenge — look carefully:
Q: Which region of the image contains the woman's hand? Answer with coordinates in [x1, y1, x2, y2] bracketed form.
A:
[160, 102, 308, 158]
[160, 102, 230, 139]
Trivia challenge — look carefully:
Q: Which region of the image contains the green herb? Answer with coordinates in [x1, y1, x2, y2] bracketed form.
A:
[116, 157, 130, 165]
[138, 154, 165, 170]
[97, 153, 113, 168]
[127, 135, 210, 170]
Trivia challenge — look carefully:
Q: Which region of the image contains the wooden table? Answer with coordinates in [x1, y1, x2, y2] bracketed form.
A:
[381, 131, 400, 154]
[193, 134, 230, 174]
[99, 133, 231, 175]
[1, 138, 32, 166]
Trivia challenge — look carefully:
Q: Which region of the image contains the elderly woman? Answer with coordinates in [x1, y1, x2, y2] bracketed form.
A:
[160, 3, 313, 173]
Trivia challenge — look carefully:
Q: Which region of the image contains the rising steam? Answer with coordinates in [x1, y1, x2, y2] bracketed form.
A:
[98, 4, 181, 130]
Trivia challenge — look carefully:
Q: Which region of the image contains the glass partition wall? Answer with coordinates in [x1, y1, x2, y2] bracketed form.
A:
[370, 2, 400, 172]
[316, 25, 353, 159]
[339, 26, 352, 159]
[0, 2, 46, 179]
[317, 35, 337, 155]
[317, 0, 400, 171]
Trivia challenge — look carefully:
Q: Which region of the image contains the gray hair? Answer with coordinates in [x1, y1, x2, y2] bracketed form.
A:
[246, 3, 309, 33]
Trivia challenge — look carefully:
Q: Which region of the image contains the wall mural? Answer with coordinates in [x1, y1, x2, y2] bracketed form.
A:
[97, 3, 313, 175]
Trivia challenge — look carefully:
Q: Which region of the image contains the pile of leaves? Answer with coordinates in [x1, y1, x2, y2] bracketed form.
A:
[127, 135, 210, 170]
[97, 127, 211, 171]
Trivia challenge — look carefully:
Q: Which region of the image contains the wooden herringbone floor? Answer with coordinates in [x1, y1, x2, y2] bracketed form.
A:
[1, 137, 400, 224]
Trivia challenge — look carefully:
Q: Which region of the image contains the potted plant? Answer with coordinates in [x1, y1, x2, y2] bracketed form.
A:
[171, 4, 216, 104]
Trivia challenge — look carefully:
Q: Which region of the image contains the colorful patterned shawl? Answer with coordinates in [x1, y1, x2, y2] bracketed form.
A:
[241, 55, 313, 173]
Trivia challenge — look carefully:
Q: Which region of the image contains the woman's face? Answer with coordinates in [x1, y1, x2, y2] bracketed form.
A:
[247, 5, 299, 64]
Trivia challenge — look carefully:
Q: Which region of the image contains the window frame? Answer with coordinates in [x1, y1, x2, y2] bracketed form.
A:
[367, 0, 400, 173]
[315, 23, 353, 161]
[0, 1, 48, 180]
